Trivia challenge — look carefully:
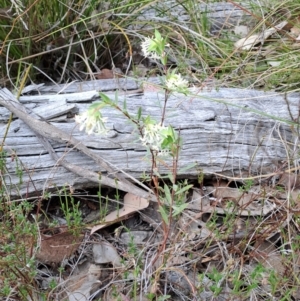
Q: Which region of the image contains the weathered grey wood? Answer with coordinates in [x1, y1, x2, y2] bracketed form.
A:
[22, 78, 139, 94]
[19, 90, 99, 104]
[136, 1, 251, 34]
[33, 102, 78, 120]
[1, 81, 299, 197]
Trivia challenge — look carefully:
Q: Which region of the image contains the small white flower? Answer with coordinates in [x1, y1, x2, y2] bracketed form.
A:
[165, 73, 189, 93]
[141, 37, 160, 60]
[140, 122, 169, 153]
[75, 110, 108, 135]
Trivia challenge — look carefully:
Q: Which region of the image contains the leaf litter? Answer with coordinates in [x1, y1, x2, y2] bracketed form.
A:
[26, 173, 300, 300]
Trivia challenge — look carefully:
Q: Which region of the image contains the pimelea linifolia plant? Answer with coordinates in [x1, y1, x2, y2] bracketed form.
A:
[75, 29, 192, 252]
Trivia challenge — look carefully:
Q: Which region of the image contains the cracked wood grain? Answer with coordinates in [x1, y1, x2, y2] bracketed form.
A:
[0, 88, 154, 201]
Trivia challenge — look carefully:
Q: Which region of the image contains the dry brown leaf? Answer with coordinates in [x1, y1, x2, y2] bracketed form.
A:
[235, 34, 261, 50]
[278, 172, 300, 189]
[93, 241, 122, 267]
[253, 240, 285, 275]
[235, 21, 288, 50]
[289, 16, 300, 37]
[187, 189, 210, 210]
[90, 193, 149, 234]
[120, 230, 150, 244]
[211, 184, 276, 214]
[35, 228, 83, 264]
[66, 263, 101, 301]
[179, 210, 211, 240]
[94, 68, 114, 79]
[213, 186, 243, 201]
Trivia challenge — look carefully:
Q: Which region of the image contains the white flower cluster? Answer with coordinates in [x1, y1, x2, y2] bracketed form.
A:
[75, 111, 108, 135]
[140, 122, 168, 154]
[165, 73, 189, 93]
[141, 37, 160, 60]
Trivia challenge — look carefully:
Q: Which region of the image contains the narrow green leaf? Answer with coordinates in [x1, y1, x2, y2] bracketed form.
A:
[89, 101, 104, 110]
[137, 107, 142, 120]
[175, 184, 193, 195]
[154, 29, 162, 40]
[153, 168, 161, 178]
[158, 206, 169, 225]
[172, 203, 188, 216]
[167, 173, 174, 184]
[99, 92, 113, 105]
[123, 99, 127, 112]
[164, 184, 172, 205]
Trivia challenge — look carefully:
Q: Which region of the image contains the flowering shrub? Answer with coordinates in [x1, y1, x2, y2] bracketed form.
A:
[75, 109, 108, 135]
[75, 30, 191, 226]
[165, 70, 189, 94]
[140, 121, 168, 152]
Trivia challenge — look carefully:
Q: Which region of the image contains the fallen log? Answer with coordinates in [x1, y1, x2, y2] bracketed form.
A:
[134, 1, 251, 34]
[0, 78, 299, 198]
